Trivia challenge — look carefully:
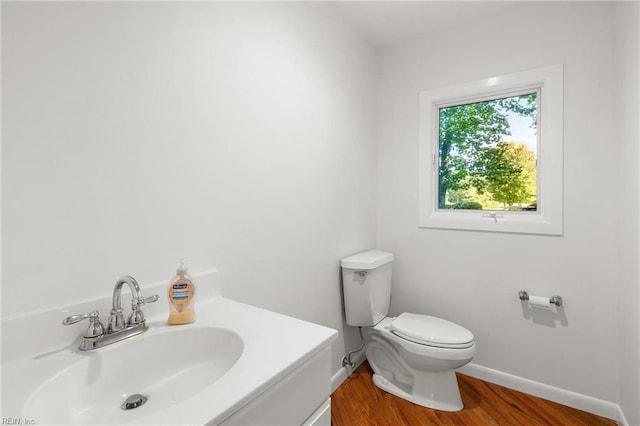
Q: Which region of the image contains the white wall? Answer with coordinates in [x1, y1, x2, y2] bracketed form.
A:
[376, 2, 622, 403]
[1, 2, 377, 373]
[3, 1, 638, 418]
[614, 2, 640, 425]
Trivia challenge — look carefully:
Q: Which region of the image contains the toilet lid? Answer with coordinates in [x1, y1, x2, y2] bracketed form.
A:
[390, 313, 474, 348]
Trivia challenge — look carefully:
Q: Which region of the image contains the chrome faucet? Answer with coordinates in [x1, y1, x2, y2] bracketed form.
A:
[62, 275, 159, 351]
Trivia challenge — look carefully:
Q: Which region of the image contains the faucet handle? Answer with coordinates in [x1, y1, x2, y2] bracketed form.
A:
[128, 294, 160, 325]
[62, 310, 105, 338]
[141, 294, 159, 305]
[130, 294, 159, 309]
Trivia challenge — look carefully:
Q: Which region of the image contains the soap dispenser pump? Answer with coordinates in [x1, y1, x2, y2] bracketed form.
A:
[167, 258, 196, 325]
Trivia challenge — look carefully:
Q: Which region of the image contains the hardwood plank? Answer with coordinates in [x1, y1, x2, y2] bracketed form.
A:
[331, 362, 616, 425]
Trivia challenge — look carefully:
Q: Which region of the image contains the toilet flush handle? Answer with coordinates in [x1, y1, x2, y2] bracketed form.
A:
[356, 271, 367, 277]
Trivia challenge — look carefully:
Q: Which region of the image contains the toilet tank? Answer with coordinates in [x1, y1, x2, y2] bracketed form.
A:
[341, 250, 394, 327]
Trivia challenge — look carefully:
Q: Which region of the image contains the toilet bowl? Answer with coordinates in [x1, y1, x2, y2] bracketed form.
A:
[341, 250, 475, 412]
[366, 315, 475, 411]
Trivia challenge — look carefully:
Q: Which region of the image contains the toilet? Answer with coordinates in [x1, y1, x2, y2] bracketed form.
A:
[341, 250, 475, 412]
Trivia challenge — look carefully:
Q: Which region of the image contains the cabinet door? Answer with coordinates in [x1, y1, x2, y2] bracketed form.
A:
[220, 347, 331, 426]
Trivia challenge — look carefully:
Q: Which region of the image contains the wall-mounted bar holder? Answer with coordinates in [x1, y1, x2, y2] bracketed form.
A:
[518, 290, 563, 307]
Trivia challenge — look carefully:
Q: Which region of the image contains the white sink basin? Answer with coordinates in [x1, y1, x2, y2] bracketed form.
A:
[23, 326, 243, 424]
[2, 273, 337, 425]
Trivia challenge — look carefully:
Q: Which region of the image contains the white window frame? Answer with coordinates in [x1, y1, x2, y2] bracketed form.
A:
[418, 64, 564, 236]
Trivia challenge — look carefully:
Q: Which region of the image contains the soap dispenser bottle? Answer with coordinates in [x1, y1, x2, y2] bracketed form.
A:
[167, 259, 196, 325]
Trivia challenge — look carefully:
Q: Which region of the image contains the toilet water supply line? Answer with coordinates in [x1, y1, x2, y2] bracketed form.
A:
[342, 326, 365, 368]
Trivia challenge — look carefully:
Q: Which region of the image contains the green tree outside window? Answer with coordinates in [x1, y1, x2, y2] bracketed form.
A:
[437, 93, 537, 210]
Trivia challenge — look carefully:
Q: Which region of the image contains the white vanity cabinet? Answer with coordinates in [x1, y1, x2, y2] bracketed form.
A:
[219, 346, 332, 426]
[1, 271, 338, 426]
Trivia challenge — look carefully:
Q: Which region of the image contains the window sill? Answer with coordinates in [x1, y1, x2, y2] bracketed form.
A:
[419, 209, 563, 235]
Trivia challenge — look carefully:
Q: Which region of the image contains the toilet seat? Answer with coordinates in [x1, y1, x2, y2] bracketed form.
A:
[390, 313, 474, 349]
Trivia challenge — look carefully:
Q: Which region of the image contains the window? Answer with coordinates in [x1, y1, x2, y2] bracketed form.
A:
[418, 65, 563, 235]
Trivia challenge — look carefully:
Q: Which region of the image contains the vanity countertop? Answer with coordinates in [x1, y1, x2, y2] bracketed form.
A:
[1, 271, 338, 424]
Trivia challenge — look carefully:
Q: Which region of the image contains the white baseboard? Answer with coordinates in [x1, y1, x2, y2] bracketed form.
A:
[330, 351, 367, 393]
[458, 363, 628, 425]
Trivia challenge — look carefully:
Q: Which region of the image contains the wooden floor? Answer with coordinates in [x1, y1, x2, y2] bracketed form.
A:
[331, 362, 616, 425]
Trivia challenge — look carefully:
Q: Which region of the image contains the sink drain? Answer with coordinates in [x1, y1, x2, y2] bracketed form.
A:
[121, 393, 147, 410]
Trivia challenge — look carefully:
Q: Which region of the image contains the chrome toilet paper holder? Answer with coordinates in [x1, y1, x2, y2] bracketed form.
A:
[518, 290, 563, 307]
